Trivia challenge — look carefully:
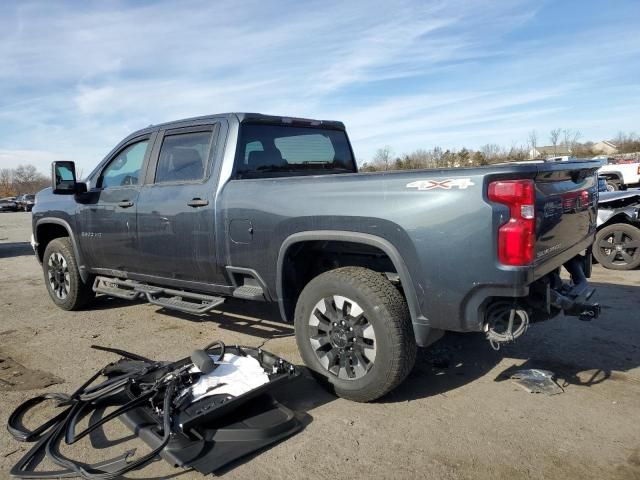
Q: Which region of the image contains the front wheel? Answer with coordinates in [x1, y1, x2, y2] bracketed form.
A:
[294, 267, 416, 402]
[43, 237, 94, 310]
[593, 224, 640, 270]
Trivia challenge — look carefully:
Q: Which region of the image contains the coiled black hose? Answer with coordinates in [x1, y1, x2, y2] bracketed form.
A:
[6, 342, 220, 479]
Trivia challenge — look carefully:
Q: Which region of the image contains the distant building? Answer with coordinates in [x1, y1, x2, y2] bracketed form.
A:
[592, 140, 618, 155]
[529, 145, 572, 159]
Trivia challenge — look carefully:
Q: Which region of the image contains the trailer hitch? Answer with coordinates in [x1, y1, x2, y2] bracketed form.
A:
[577, 302, 601, 322]
[550, 256, 601, 322]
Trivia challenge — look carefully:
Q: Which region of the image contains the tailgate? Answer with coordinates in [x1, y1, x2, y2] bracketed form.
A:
[534, 162, 600, 263]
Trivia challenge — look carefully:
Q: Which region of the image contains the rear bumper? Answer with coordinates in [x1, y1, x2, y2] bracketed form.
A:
[449, 245, 599, 337]
[489, 251, 601, 324]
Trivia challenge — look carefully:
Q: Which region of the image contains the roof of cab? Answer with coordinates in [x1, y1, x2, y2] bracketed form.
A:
[128, 113, 346, 139]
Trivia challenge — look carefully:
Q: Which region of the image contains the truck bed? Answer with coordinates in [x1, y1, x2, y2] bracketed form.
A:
[220, 159, 602, 333]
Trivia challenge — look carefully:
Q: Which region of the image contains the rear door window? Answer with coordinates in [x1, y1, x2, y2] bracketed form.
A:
[155, 131, 214, 183]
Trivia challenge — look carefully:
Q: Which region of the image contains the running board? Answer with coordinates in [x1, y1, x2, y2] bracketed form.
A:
[92, 276, 225, 315]
[141, 287, 225, 315]
[93, 277, 141, 300]
[232, 285, 265, 300]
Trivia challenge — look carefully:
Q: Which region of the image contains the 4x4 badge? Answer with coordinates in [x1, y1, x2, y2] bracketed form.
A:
[406, 178, 475, 190]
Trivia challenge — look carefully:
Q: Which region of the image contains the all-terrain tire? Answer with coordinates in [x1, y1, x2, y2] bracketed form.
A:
[43, 237, 94, 310]
[605, 180, 620, 191]
[593, 224, 640, 270]
[294, 267, 416, 402]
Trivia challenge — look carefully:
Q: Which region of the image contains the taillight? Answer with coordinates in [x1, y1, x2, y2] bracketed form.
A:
[637, 165, 640, 175]
[580, 190, 589, 206]
[488, 179, 535, 266]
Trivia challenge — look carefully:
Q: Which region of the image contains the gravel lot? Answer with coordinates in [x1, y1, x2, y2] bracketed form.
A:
[1, 211, 639, 479]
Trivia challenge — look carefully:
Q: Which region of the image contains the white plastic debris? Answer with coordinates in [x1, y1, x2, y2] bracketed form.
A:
[510, 369, 564, 395]
[187, 353, 270, 400]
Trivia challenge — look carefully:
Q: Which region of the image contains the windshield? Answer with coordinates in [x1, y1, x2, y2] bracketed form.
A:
[234, 123, 356, 178]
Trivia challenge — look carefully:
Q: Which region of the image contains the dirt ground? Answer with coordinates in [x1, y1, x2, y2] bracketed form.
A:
[1, 211, 639, 479]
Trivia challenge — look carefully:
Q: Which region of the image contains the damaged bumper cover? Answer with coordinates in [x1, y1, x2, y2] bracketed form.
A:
[483, 252, 600, 349]
[7, 343, 303, 479]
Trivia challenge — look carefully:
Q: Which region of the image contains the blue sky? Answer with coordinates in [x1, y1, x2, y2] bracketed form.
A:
[1, 0, 639, 174]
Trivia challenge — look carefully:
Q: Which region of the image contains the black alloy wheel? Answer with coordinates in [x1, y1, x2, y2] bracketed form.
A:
[593, 224, 640, 270]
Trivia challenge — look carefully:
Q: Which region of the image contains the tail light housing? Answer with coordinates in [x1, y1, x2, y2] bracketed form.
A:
[488, 179, 535, 266]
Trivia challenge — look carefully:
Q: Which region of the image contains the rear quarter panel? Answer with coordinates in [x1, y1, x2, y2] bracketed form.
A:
[218, 166, 538, 331]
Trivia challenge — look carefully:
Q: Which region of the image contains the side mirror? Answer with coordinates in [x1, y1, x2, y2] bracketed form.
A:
[51, 161, 77, 194]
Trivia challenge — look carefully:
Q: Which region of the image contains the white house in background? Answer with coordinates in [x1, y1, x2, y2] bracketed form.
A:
[592, 140, 618, 155]
[529, 145, 572, 159]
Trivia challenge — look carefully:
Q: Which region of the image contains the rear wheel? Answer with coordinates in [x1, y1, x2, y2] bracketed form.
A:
[294, 267, 416, 402]
[593, 224, 640, 270]
[43, 238, 94, 310]
[605, 180, 620, 191]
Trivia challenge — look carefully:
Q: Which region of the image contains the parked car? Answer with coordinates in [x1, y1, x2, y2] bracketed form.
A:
[594, 190, 640, 270]
[31, 113, 602, 402]
[0, 197, 17, 211]
[16, 194, 36, 211]
[596, 156, 640, 191]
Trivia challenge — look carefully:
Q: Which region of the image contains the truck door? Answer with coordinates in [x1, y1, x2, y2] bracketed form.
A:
[78, 135, 153, 272]
[135, 123, 224, 284]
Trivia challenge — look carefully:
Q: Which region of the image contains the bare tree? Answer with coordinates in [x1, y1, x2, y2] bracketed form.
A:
[13, 164, 48, 194]
[480, 143, 503, 163]
[528, 130, 538, 158]
[614, 131, 640, 153]
[14, 164, 39, 184]
[372, 146, 394, 171]
[0, 168, 16, 197]
[549, 128, 562, 155]
[570, 130, 581, 153]
[614, 131, 631, 146]
[562, 129, 582, 153]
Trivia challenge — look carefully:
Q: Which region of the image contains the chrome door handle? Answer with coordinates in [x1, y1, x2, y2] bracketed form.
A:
[187, 198, 209, 207]
[118, 200, 134, 208]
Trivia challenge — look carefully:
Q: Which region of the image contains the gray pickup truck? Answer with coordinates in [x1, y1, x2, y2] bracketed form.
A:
[32, 113, 602, 401]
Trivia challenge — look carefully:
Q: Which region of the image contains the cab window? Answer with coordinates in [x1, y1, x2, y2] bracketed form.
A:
[155, 131, 213, 183]
[100, 140, 149, 188]
[98, 140, 149, 188]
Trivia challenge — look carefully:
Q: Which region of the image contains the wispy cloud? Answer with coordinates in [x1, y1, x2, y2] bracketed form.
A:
[0, 0, 638, 173]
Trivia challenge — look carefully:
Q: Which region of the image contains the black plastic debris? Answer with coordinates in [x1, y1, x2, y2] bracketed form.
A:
[6, 342, 303, 479]
[510, 369, 564, 395]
